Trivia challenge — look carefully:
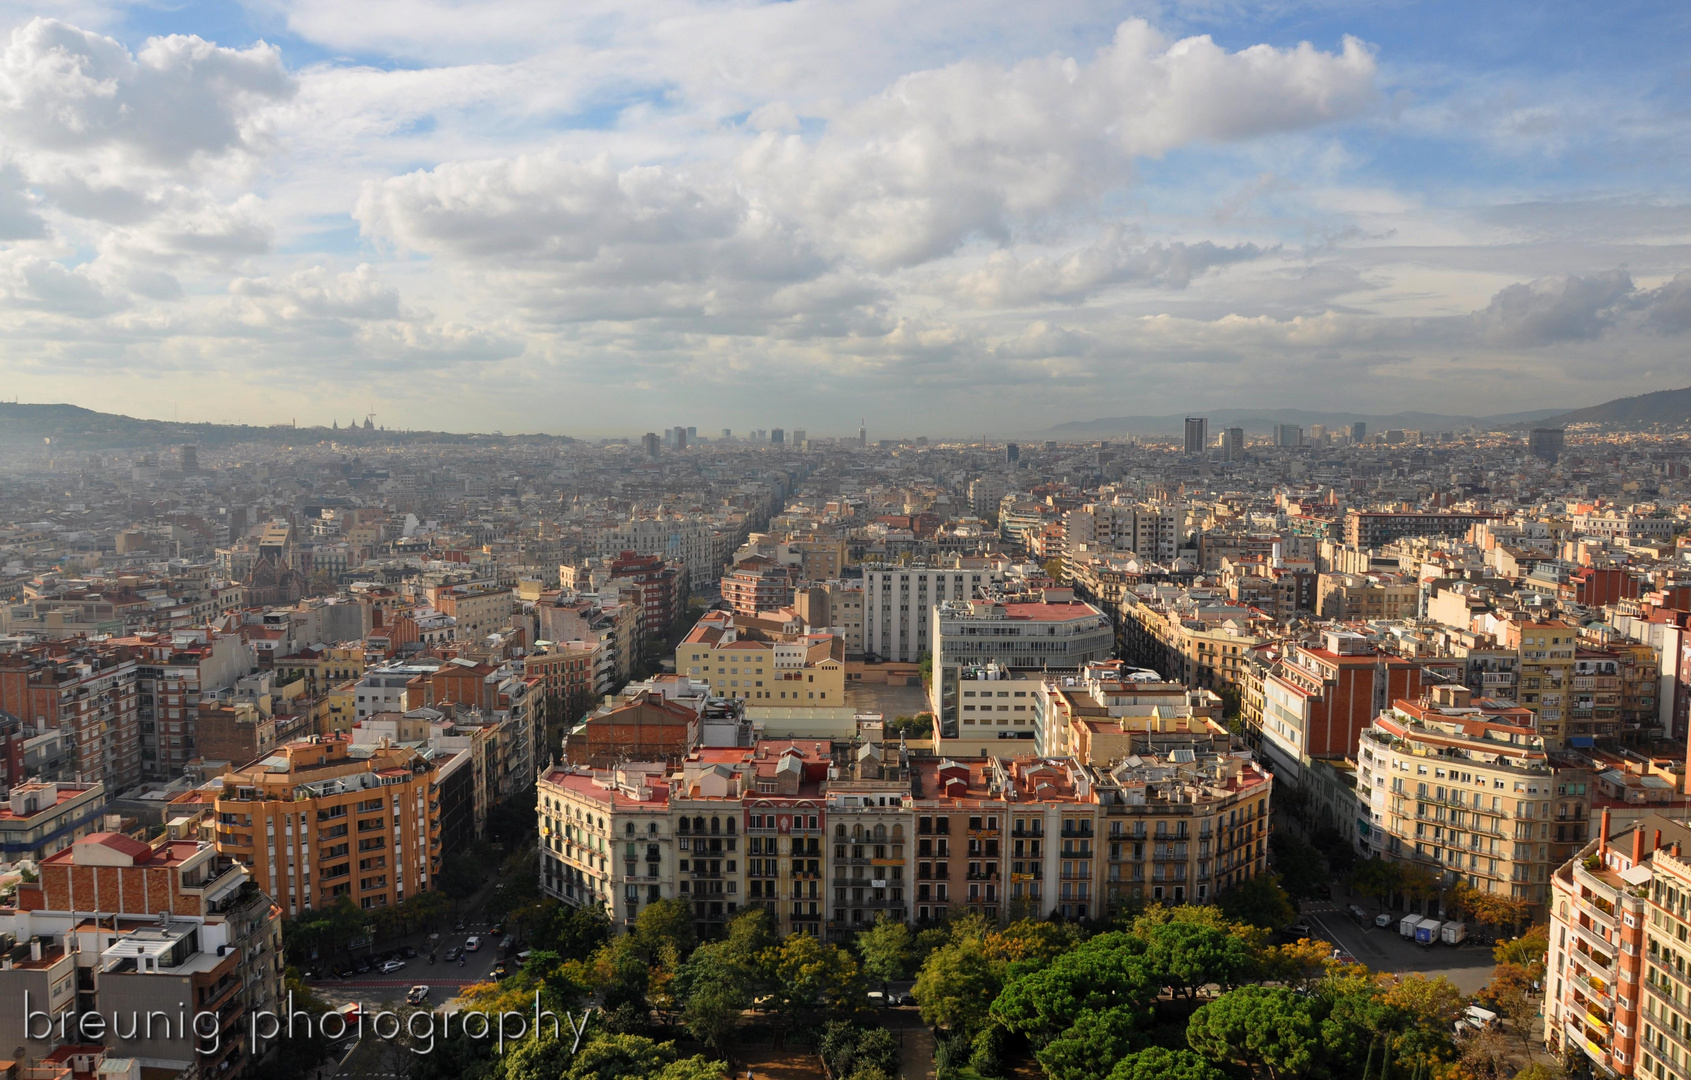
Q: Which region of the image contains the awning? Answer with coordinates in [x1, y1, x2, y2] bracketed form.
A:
[1570, 737, 1595, 747]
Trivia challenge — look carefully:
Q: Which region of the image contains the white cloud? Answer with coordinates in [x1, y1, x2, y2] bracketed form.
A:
[739, 20, 1375, 267]
[946, 228, 1266, 306]
[0, 18, 294, 167]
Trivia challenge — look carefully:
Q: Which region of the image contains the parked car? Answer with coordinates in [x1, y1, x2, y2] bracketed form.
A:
[464, 936, 482, 952]
[407, 986, 430, 1005]
[381, 959, 406, 974]
[455, 920, 466, 932]
[867, 991, 886, 1006]
[1288, 922, 1311, 938]
[1374, 913, 1394, 929]
[331, 963, 353, 979]
[893, 992, 915, 1006]
[353, 959, 371, 974]
[1348, 904, 1368, 921]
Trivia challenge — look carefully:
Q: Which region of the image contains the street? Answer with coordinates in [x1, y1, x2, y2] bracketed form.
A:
[1299, 899, 1497, 995]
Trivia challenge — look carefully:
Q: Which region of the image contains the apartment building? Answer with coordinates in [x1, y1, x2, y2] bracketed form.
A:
[0, 825, 283, 1077]
[677, 610, 847, 705]
[0, 645, 142, 793]
[794, 582, 865, 658]
[1260, 631, 1426, 789]
[930, 592, 1113, 734]
[1544, 811, 1680, 1078]
[125, 629, 252, 780]
[0, 782, 106, 865]
[538, 737, 1271, 939]
[1065, 502, 1181, 562]
[1617, 819, 1691, 1080]
[720, 556, 798, 616]
[1344, 510, 1496, 548]
[431, 583, 514, 637]
[1503, 618, 1579, 747]
[1315, 571, 1420, 620]
[863, 557, 1006, 663]
[179, 736, 440, 916]
[1116, 588, 1277, 703]
[1034, 659, 1227, 761]
[1358, 685, 1592, 912]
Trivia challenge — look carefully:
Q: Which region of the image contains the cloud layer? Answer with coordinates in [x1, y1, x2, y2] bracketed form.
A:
[0, 3, 1683, 433]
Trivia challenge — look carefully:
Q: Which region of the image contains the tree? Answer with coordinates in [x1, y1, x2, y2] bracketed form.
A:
[1350, 858, 1403, 910]
[984, 919, 1085, 967]
[636, 899, 698, 959]
[990, 932, 1156, 1043]
[1215, 873, 1297, 930]
[531, 900, 614, 962]
[763, 932, 863, 1032]
[1186, 986, 1321, 1080]
[564, 1033, 678, 1080]
[1140, 920, 1258, 998]
[1493, 924, 1549, 981]
[1034, 1006, 1145, 1080]
[916, 937, 1003, 1038]
[681, 977, 747, 1056]
[858, 915, 914, 993]
[1107, 1047, 1229, 1080]
[1259, 939, 1333, 993]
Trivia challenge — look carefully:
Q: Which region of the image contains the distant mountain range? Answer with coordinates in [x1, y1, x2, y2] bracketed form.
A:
[1048, 385, 1691, 437]
[0, 402, 575, 451]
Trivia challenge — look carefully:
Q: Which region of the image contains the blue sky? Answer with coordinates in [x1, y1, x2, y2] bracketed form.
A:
[0, 0, 1685, 436]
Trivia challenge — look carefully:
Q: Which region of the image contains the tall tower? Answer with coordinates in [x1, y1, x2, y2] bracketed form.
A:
[859, 420, 867, 447]
[1183, 417, 1208, 456]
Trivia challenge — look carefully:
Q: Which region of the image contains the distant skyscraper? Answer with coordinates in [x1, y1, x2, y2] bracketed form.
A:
[642, 432, 660, 458]
[1005, 443, 1020, 464]
[771, 428, 785, 445]
[1222, 427, 1244, 462]
[792, 428, 806, 447]
[1274, 424, 1302, 448]
[1183, 417, 1208, 455]
[674, 426, 688, 451]
[1308, 424, 1326, 440]
[1528, 427, 1566, 463]
[859, 420, 867, 447]
[180, 445, 198, 471]
[1350, 421, 1368, 441]
[721, 428, 732, 440]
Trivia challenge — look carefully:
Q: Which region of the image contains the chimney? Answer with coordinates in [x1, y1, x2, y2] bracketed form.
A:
[1633, 828, 1645, 867]
[1600, 808, 1611, 858]
[30, 939, 41, 961]
[1656, 829, 1664, 855]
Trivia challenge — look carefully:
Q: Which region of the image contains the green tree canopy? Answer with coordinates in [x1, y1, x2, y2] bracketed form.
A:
[1186, 986, 1321, 1080]
[990, 932, 1157, 1043]
[1034, 1006, 1146, 1080]
[858, 915, 915, 991]
[915, 937, 1003, 1039]
[1214, 873, 1297, 930]
[1141, 920, 1259, 998]
[1106, 1047, 1229, 1080]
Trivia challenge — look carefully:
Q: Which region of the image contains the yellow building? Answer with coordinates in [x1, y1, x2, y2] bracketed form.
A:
[1504, 618, 1578, 747]
[678, 610, 847, 704]
[176, 735, 440, 917]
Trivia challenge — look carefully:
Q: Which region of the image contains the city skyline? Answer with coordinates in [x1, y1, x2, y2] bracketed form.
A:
[0, 1, 1683, 435]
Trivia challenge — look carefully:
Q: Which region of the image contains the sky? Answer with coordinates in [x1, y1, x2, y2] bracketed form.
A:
[0, 1, 1687, 438]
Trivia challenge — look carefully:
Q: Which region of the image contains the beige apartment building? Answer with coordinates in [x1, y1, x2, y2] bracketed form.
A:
[537, 736, 1272, 939]
[678, 610, 847, 705]
[175, 736, 441, 916]
[1359, 685, 1592, 913]
[1503, 618, 1579, 747]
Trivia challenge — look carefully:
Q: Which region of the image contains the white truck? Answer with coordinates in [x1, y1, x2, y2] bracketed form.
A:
[1440, 921, 1467, 945]
[1399, 915, 1420, 939]
[1414, 917, 1442, 945]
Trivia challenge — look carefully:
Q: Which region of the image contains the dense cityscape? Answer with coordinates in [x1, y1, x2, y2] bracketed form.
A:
[0, 405, 1685, 1080]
